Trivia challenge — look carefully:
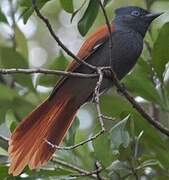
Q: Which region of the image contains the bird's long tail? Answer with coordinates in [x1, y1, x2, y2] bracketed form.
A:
[8, 87, 80, 176]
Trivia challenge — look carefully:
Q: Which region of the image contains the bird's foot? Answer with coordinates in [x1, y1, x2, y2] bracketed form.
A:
[102, 67, 112, 79]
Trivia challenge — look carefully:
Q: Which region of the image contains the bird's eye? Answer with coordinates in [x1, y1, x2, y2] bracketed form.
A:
[131, 10, 140, 17]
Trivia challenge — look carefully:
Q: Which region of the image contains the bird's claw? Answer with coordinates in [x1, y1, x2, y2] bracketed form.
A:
[102, 68, 112, 78]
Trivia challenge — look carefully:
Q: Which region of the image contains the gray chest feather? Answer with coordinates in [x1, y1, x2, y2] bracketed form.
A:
[110, 31, 143, 79]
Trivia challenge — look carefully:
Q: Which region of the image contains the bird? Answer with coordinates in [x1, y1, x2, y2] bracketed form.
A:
[8, 6, 162, 176]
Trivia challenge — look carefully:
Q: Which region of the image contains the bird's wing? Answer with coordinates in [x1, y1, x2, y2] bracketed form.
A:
[67, 24, 115, 71]
[49, 24, 115, 98]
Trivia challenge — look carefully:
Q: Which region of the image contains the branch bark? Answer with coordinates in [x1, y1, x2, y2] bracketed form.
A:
[0, 68, 97, 78]
[52, 158, 104, 179]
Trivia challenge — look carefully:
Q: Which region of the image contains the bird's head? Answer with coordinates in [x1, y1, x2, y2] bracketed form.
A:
[114, 6, 163, 37]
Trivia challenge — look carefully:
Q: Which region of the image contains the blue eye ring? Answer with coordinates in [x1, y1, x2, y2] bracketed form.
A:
[131, 10, 140, 17]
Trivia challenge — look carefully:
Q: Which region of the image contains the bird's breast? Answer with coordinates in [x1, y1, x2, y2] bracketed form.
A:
[109, 30, 143, 79]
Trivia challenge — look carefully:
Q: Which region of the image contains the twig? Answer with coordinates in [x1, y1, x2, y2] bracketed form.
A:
[52, 158, 98, 179]
[45, 127, 105, 150]
[102, 115, 116, 121]
[94, 68, 105, 132]
[32, 0, 97, 71]
[1, 137, 102, 179]
[70, 169, 104, 179]
[129, 160, 139, 180]
[98, 0, 113, 67]
[94, 161, 104, 180]
[0, 68, 97, 79]
[110, 69, 169, 137]
[70, 170, 104, 179]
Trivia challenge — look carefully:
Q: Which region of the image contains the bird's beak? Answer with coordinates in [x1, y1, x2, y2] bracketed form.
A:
[145, 12, 164, 20]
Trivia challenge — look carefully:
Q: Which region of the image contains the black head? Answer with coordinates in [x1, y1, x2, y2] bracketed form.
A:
[114, 6, 163, 37]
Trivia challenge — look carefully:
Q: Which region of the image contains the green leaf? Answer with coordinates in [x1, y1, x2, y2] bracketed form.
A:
[20, 7, 34, 24]
[60, 0, 74, 13]
[0, 108, 6, 125]
[71, 1, 87, 22]
[103, 0, 112, 6]
[100, 93, 132, 118]
[0, 147, 8, 156]
[38, 52, 68, 87]
[131, 113, 169, 168]
[78, 0, 100, 36]
[0, 165, 9, 179]
[152, 22, 169, 81]
[12, 97, 35, 120]
[0, 47, 34, 90]
[5, 110, 18, 132]
[93, 123, 113, 166]
[65, 117, 80, 146]
[20, 0, 51, 24]
[0, 10, 7, 23]
[34, 167, 74, 177]
[14, 25, 28, 59]
[107, 160, 131, 178]
[0, 84, 17, 101]
[110, 116, 130, 151]
[138, 159, 163, 169]
[123, 58, 162, 106]
[118, 144, 133, 162]
[0, 84, 18, 125]
[20, 0, 32, 6]
[20, 0, 50, 6]
[0, 47, 28, 67]
[134, 131, 144, 159]
[0, 136, 8, 151]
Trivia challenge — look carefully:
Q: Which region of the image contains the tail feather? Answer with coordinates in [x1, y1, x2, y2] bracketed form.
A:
[8, 93, 79, 176]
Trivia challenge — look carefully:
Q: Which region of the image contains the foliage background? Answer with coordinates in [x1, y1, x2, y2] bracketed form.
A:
[0, 0, 169, 179]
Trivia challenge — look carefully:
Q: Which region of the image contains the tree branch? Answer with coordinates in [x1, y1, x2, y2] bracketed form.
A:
[52, 158, 104, 179]
[98, 1, 169, 137]
[94, 68, 105, 132]
[98, 0, 113, 67]
[32, 0, 97, 71]
[0, 68, 97, 79]
[0, 68, 113, 151]
[111, 71, 169, 136]
[45, 126, 105, 150]
[94, 161, 104, 180]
